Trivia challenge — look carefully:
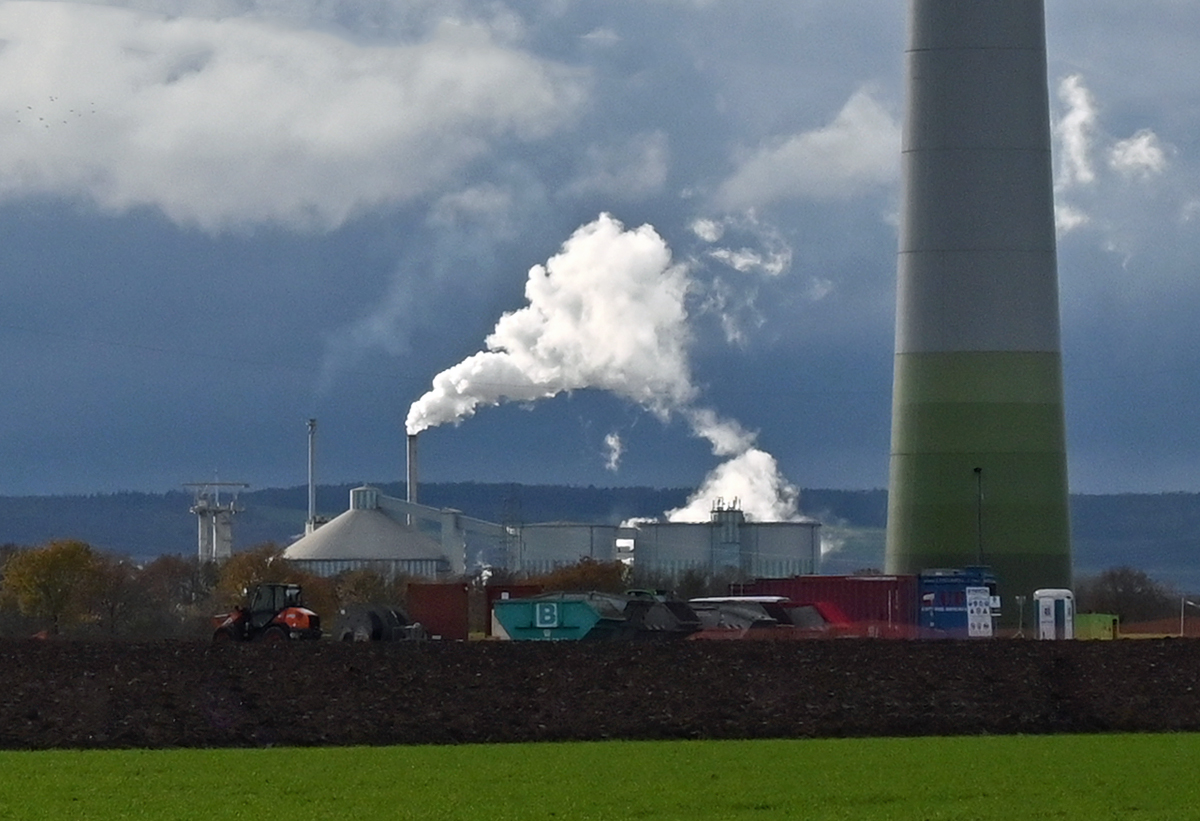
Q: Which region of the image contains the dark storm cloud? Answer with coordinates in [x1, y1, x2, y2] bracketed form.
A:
[0, 0, 1197, 500]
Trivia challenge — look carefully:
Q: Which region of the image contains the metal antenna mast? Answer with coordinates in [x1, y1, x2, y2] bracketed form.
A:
[186, 481, 249, 563]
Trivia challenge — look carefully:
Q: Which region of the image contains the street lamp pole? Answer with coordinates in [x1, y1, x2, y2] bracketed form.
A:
[973, 467, 984, 564]
[1180, 597, 1199, 637]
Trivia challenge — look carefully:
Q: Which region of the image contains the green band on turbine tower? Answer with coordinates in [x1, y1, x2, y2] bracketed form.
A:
[886, 351, 1072, 603]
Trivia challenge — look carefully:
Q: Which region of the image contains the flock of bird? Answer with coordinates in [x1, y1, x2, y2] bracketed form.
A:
[12, 96, 98, 128]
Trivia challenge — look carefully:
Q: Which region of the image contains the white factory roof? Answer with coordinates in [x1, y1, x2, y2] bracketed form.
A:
[282, 507, 446, 562]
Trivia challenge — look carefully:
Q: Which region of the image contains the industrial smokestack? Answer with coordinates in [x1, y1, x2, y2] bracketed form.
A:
[885, 0, 1071, 607]
[306, 418, 317, 534]
[406, 433, 418, 506]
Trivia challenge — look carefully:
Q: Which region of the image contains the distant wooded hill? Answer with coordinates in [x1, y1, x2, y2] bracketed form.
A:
[0, 485, 1196, 590]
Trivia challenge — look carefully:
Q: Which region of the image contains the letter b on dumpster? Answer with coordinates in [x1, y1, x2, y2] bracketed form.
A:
[535, 602, 559, 629]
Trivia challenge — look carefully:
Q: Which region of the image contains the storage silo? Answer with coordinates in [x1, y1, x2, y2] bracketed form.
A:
[515, 523, 619, 575]
[283, 486, 452, 578]
[630, 508, 820, 580]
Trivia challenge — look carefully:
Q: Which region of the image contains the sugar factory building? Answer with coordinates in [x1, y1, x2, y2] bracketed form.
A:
[282, 484, 820, 582]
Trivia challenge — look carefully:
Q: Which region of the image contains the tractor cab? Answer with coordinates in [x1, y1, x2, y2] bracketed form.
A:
[247, 583, 303, 629]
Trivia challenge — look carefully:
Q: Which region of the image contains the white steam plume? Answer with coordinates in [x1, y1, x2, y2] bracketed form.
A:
[406, 212, 801, 522]
[664, 408, 800, 522]
[406, 213, 694, 434]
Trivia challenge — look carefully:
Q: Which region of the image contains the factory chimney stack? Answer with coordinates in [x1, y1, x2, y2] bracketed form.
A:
[406, 433, 419, 507]
[306, 418, 317, 534]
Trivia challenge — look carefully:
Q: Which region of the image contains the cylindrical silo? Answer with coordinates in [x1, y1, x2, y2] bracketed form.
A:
[885, 0, 1072, 610]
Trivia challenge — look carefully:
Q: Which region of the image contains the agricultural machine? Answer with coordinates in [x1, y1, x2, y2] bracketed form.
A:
[331, 603, 426, 642]
[212, 583, 322, 642]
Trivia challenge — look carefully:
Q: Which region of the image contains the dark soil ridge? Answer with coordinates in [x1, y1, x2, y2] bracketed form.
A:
[2, 638, 1197, 750]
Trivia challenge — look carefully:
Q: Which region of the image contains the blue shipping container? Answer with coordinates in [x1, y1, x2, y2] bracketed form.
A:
[918, 567, 997, 637]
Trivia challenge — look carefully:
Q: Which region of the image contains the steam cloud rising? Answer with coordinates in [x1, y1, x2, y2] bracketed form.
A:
[406, 213, 801, 522]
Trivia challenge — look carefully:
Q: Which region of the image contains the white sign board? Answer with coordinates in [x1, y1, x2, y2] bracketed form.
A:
[966, 586, 993, 637]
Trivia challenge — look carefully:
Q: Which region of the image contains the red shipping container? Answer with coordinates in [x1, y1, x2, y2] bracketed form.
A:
[407, 583, 470, 641]
[737, 575, 919, 630]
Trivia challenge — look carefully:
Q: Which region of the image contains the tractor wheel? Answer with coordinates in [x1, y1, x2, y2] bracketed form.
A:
[260, 626, 289, 643]
[212, 629, 235, 644]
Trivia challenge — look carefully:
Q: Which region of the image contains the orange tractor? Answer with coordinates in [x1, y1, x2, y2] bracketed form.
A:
[212, 583, 321, 642]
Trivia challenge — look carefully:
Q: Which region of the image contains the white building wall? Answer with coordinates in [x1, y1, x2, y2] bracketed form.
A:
[632, 520, 820, 579]
[515, 524, 618, 572]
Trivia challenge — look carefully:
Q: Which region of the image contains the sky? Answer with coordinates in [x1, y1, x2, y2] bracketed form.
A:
[0, 0, 1198, 514]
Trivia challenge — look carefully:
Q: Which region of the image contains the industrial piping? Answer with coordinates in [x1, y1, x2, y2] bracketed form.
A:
[885, 0, 1072, 608]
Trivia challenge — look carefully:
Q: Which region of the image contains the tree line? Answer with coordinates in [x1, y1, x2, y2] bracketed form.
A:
[0, 540, 410, 640]
[0, 539, 737, 640]
[0, 537, 1183, 639]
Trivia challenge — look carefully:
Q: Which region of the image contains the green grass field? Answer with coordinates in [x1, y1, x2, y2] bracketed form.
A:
[1, 734, 1197, 820]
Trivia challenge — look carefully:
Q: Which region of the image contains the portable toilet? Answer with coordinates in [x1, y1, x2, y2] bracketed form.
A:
[1034, 588, 1074, 639]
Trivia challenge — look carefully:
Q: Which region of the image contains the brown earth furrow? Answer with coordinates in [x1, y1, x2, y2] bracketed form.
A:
[1, 639, 1197, 749]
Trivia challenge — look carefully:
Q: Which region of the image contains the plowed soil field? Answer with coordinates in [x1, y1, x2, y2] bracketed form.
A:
[1, 638, 1198, 749]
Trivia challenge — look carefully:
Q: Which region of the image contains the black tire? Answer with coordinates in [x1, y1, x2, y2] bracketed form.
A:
[259, 626, 288, 643]
[212, 629, 235, 644]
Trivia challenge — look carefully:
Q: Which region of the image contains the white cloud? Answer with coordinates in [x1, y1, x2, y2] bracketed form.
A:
[603, 431, 623, 471]
[580, 27, 619, 48]
[1055, 74, 1098, 188]
[316, 280, 415, 394]
[429, 183, 517, 232]
[1109, 129, 1167, 179]
[0, 1, 585, 231]
[689, 218, 723, 243]
[688, 211, 795, 343]
[693, 211, 792, 277]
[1055, 203, 1090, 235]
[715, 87, 899, 210]
[708, 247, 780, 275]
[564, 131, 669, 200]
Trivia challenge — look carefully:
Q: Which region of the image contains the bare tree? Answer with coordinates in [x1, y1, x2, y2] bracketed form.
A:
[1076, 566, 1178, 623]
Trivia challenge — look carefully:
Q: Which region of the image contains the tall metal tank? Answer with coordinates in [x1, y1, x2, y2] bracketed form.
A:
[885, 0, 1072, 607]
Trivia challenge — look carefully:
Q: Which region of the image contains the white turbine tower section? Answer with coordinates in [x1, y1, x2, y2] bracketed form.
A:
[885, 0, 1072, 607]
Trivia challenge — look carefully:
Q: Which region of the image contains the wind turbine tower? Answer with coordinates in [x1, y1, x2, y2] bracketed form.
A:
[885, 0, 1072, 607]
